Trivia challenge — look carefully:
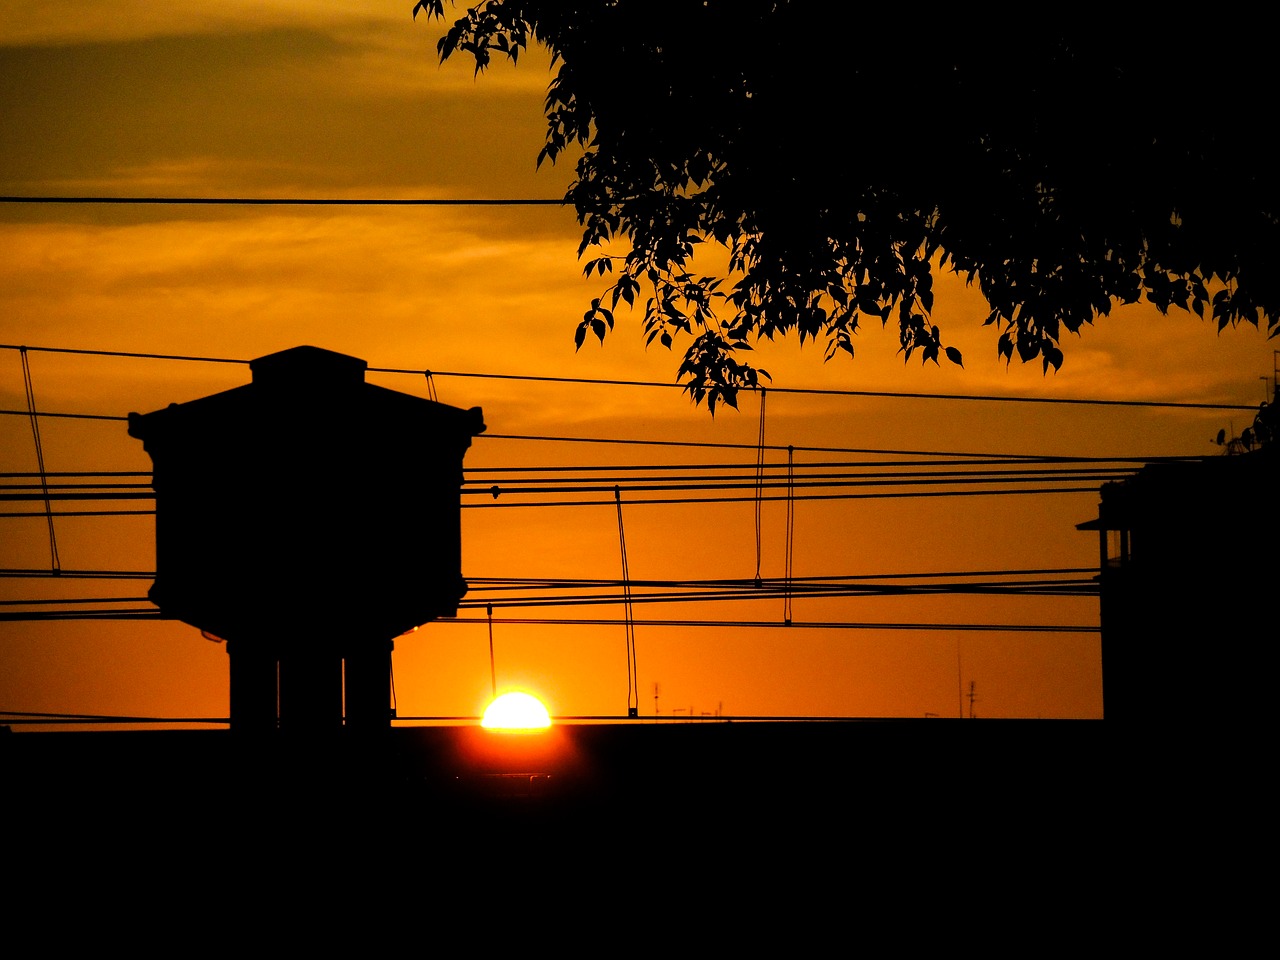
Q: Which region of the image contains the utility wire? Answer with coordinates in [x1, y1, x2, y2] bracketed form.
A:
[0, 410, 1213, 464]
[486, 603, 497, 699]
[0, 597, 150, 606]
[0, 587, 1099, 618]
[0, 344, 247, 366]
[754, 388, 766, 584]
[0, 196, 566, 206]
[0, 464, 1145, 494]
[0, 457, 1162, 476]
[0, 464, 1152, 488]
[0, 566, 1099, 584]
[0, 483, 1112, 519]
[0, 568, 155, 579]
[461, 486, 1107, 509]
[1, 343, 1259, 411]
[615, 486, 638, 716]
[19, 348, 60, 574]
[0, 608, 1098, 632]
[0, 463, 1144, 504]
[0, 714, 228, 726]
[3, 573, 1101, 612]
[0, 484, 1115, 520]
[0, 409, 128, 422]
[784, 445, 795, 625]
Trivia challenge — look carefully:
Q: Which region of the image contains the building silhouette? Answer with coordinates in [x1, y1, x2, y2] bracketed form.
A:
[1077, 444, 1276, 721]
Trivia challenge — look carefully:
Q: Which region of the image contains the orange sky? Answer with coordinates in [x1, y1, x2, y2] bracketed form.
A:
[2, 3, 1275, 725]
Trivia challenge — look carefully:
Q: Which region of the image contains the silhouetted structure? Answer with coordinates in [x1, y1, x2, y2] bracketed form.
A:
[128, 346, 485, 734]
[1077, 446, 1277, 721]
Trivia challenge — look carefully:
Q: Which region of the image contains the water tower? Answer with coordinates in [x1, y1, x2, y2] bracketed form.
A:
[128, 346, 485, 734]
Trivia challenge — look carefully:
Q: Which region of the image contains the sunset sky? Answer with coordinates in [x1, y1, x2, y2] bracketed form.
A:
[2, 2, 1275, 726]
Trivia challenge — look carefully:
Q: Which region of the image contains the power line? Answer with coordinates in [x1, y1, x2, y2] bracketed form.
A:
[0, 196, 566, 206]
[0, 585, 1099, 618]
[450, 584, 1099, 609]
[0, 467, 1142, 499]
[1, 567, 1100, 615]
[466, 466, 1140, 487]
[469, 567, 1098, 584]
[1, 571, 1099, 616]
[442, 616, 1098, 633]
[19, 347, 59, 573]
[0, 484, 1111, 518]
[0, 608, 1097, 632]
[0, 569, 154, 579]
[1, 343, 1259, 411]
[0, 709, 227, 725]
[0, 457, 1156, 477]
[0, 411, 1212, 462]
[0, 462, 1154, 484]
[0, 597, 149, 605]
[0, 344, 247, 366]
[0, 566, 1100, 584]
[0, 472, 149, 478]
[460, 485, 1108, 509]
[0, 409, 128, 422]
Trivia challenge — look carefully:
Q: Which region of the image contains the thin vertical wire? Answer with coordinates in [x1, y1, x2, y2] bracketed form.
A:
[20, 347, 60, 574]
[784, 444, 795, 625]
[754, 388, 766, 586]
[487, 602, 497, 698]
[389, 642, 398, 720]
[615, 486, 638, 716]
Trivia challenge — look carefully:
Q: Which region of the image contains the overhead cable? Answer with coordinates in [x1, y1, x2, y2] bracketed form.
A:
[0, 195, 565, 206]
[1, 344, 1258, 411]
[19, 348, 59, 574]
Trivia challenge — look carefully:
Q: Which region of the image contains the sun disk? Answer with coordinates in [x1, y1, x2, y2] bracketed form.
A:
[481, 691, 551, 731]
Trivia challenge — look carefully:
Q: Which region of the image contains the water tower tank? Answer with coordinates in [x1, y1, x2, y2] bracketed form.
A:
[128, 345, 485, 732]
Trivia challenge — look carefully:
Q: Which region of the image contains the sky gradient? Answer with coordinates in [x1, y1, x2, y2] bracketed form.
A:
[2, 2, 1275, 725]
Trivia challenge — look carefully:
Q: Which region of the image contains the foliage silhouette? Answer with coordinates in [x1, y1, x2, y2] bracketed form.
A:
[416, 2, 1279, 411]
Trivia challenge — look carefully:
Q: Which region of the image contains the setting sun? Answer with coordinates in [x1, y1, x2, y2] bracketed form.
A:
[481, 692, 552, 731]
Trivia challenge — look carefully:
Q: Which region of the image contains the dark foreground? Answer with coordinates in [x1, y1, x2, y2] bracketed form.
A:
[4, 718, 1116, 818]
[4, 720, 1124, 859]
[4, 720, 1251, 943]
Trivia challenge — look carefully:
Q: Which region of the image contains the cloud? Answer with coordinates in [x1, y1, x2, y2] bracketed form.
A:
[1, 16, 561, 203]
[1, 2, 402, 46]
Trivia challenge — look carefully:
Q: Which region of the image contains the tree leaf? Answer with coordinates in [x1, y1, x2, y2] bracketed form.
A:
[426, 4, 1279, 410]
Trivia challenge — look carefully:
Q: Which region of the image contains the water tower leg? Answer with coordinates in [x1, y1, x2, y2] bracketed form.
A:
[227, 640, 277, 734]
[344, 639, 393, 733]
[279, 643, 343, 733]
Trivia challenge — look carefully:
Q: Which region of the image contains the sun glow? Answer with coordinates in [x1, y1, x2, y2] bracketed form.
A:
[481, 692, 552, 731]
